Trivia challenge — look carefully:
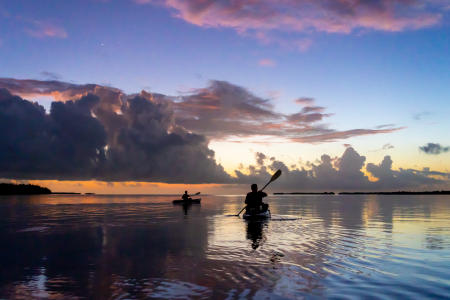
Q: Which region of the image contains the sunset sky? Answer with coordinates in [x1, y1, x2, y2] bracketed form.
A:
[0, 0, 449, 193]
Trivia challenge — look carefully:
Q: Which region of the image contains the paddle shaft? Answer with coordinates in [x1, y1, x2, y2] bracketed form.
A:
[259, 181, 271, 193]
[236, 206, 246, 216]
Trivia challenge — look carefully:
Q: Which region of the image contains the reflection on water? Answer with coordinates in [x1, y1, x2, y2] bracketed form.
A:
[246, 220, 267, 250]
[173, 201, 201, 216]
[0, 194, 449, 299]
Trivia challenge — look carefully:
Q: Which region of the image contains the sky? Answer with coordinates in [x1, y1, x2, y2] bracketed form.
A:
[0, 0, 449, 193]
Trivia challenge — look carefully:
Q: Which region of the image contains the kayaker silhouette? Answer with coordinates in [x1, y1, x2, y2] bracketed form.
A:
[245, 184, 268, 214]
[182, 190, 191, 201]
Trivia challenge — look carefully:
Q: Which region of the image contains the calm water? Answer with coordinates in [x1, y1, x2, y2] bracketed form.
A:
[0, 194, 448, 299]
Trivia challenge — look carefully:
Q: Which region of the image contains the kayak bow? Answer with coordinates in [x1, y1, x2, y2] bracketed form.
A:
[242, 210, 271, 219]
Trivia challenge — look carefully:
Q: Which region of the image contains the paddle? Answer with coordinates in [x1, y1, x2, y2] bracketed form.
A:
[186, 192, 200, 200]
[235, 169, 282, 216]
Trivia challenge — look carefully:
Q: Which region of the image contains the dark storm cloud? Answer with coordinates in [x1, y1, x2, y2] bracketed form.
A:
[0, 89, 106, 179]
[236, 148, 449, 191]
[0, 78, 403, 143]
[3, 78, 399, 143]
[0, 78, 415, 186]
[0, 88, 230, 183]
[419, 143, 450, 155]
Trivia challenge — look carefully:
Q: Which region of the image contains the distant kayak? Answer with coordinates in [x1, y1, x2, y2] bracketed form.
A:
[243, 210, 271, 219]
[172, 198, 201, 204]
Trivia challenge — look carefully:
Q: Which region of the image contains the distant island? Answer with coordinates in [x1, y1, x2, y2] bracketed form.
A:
[274, 192, 335, 195]
[0, 183, 51, 195]
[0, 183, 81, 195]
[339, 191, 450, 195]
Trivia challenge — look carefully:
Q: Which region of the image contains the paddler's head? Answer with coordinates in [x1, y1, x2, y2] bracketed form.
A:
[251, 184, 257, 192]
[184, 190, 188, 194]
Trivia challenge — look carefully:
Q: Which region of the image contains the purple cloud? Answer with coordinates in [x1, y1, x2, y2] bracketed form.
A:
[138, 0, 445, 49]
[174, 80, 403, 142]
[295, 97, 315, 106]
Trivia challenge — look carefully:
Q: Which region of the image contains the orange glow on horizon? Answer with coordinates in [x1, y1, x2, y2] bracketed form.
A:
[18, 179, 243, 195]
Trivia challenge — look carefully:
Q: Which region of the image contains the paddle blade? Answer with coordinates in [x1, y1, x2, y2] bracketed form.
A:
[270, 169, 282, 182]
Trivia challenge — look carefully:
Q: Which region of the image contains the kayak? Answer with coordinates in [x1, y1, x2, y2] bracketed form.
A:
[243, 210, 271, 219]
[172, 198, 201, 204]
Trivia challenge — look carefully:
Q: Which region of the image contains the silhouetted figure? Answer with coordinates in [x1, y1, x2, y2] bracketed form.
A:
[245, 184, 268, 214]
[181, 190, 191, 201]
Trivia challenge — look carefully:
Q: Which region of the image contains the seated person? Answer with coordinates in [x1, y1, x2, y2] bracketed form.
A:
[181, 190, 191, 201]
[245, 184, 267, 214]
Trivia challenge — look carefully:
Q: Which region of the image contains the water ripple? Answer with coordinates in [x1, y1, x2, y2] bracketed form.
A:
[0, 194, 448, 299]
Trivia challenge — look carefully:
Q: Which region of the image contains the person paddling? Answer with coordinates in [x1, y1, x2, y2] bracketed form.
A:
[245, 184, 268, 215]
[181, 190, 191, 201]
[235, 170, 281, 217]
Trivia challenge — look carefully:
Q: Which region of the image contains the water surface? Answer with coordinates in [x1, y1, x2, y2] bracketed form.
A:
[0, 194, 448, 299]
